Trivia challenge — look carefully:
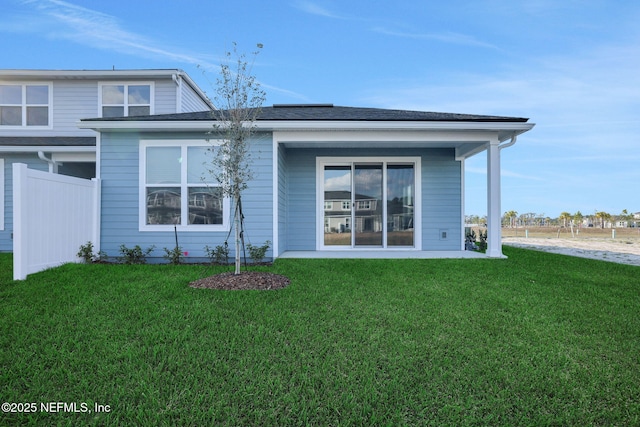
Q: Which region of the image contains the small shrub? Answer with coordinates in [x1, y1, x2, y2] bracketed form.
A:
[465, 230, 477, 251]
[204, 244, 229, 265]
[246, 240, 271, 264]
[163, 246, 184, 265]
[478, 229, 488, 252]
[77, 241, 107, 263]
[118, 244, 154, 265]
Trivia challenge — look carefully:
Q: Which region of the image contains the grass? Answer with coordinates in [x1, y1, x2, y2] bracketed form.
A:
[0, 249, 639, 426]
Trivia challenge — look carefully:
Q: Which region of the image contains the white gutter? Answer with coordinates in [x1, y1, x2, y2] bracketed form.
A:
[78, 119, 534, 139]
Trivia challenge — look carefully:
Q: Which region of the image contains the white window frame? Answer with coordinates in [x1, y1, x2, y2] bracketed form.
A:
[0, 159, 4, 230]
[0, 82, 52, 128]
[139, 140, 229, 232]
[316, 156, 421, 250]
[99, 82, 154, 117]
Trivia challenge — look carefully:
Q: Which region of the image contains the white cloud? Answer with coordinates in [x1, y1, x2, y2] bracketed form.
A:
[372, 27, 500, 50]
[291, 0, 346, 19]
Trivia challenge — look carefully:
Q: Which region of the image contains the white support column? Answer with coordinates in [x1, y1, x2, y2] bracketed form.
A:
[486, 139, 504, 258]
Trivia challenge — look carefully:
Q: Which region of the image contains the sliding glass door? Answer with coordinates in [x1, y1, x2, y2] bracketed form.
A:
[321, 158, 419, 249]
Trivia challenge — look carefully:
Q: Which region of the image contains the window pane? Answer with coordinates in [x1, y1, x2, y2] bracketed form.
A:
[102, 85, 124, 104]
[354, 164, 383, 246]
[0, 85, 21, 104]
[26, 85, 48, 104]
[0, 106, 21, 125]
[187, 146, 212, 183]
[128, 106, 150, 116]
[128, 85, 150, 104]
[26, 106, 48, 126]
[387, 164, 414, 246]
[102, 106, 124, 118]
[146, 147, 181, 184]
[324, 165, 351, 246]
[146, 187, 181, 225]
[188, 187, 223, 224]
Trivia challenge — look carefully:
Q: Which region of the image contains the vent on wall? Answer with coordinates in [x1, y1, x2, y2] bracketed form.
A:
[439, 230, 448, 240]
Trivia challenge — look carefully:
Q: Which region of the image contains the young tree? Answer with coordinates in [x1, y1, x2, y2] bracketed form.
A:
[207, 43, 266, 274]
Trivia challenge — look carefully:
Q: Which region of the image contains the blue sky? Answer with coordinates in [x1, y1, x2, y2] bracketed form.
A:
[2, 0, 638, 218]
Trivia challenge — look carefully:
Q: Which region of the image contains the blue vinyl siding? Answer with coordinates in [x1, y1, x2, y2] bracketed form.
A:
[0, 155, 49, 252]
[277, 145, 288, 255]
[99, 132, 273, 261]
[282, 147, 462, 252]
[283, 148, 317, 251]
[180, 83, 210, 112]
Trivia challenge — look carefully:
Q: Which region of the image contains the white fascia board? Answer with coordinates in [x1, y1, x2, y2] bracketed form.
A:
[0, 146, 96, 153]
[77, 120, 215, 132]
[79, 119, 534, 137]
[262, 120, 534, 134]
[274, 129, 500, 144]
[0, 69, 183, 80]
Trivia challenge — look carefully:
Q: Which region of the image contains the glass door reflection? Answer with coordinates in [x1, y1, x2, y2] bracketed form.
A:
[354, 163, 383, 246]
[323, 166, 352, 246]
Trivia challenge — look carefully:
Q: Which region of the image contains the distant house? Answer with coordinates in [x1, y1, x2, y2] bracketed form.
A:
[78, 104, 534, 259]
[0, 69, 212, 251]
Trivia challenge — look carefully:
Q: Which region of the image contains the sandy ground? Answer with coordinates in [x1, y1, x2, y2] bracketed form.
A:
[502, 237, 640, 267]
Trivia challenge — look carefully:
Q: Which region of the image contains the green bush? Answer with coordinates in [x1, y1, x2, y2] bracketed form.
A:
[118, 244, 154, 264]
[204, 244, 229, 265]
[246, 240, 271, 264]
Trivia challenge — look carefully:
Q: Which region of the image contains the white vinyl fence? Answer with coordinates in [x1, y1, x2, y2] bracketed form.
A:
[13, 163, 100, 280]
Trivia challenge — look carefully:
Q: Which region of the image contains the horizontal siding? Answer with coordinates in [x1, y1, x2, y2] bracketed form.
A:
[99, 132, 273, 261]
[277, 145, 288, 255]
[282, 147, 462, 252]
[285, 148, 317, 250]
[181, 84, 210, 112]
[422, 154, 462, 250]
[154, 80, 177, 114]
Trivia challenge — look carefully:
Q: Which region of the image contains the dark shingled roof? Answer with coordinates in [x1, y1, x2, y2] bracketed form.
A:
[82, 104, 529, 123]
[0, 136, 96, 146]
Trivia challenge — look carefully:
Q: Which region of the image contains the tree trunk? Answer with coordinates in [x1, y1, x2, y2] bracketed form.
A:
[234, 200, 241, 275]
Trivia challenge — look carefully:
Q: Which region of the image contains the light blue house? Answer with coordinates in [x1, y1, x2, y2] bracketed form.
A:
[79, 105, 534, 260]
[0, 69, 212, 253]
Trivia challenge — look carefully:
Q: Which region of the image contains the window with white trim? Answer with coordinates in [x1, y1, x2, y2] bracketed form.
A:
[140, 141, 228, 231]
[319, 157, 421, 249]
[0, 84, 51, 127]
[100, 83, 153, 117]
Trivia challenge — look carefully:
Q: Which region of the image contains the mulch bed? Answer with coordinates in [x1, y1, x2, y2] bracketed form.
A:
[189, 271, 291, 290]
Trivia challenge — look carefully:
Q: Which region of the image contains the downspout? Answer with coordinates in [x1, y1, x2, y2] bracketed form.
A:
[38, 151, 59, 173]
[499, 135, 517, 151]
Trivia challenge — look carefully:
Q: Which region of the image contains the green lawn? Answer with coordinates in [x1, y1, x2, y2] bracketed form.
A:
[1, 248, 638, 426]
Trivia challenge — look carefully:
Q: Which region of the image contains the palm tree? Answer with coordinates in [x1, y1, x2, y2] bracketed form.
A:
[595, 211, 611, 228]
[559, 212, 571, 227]
[503, 210, 518, 228]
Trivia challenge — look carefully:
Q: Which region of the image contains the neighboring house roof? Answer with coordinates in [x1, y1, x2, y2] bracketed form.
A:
[0, 136, 95, 147]
[82, 104, 529, 123]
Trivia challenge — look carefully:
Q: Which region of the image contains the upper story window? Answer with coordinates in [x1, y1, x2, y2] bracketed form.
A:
[0, 84, 51, 127]
[100, 83, 153, 117]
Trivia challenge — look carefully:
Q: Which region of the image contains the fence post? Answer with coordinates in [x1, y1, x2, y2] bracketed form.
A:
[12, 163, 28, 280]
